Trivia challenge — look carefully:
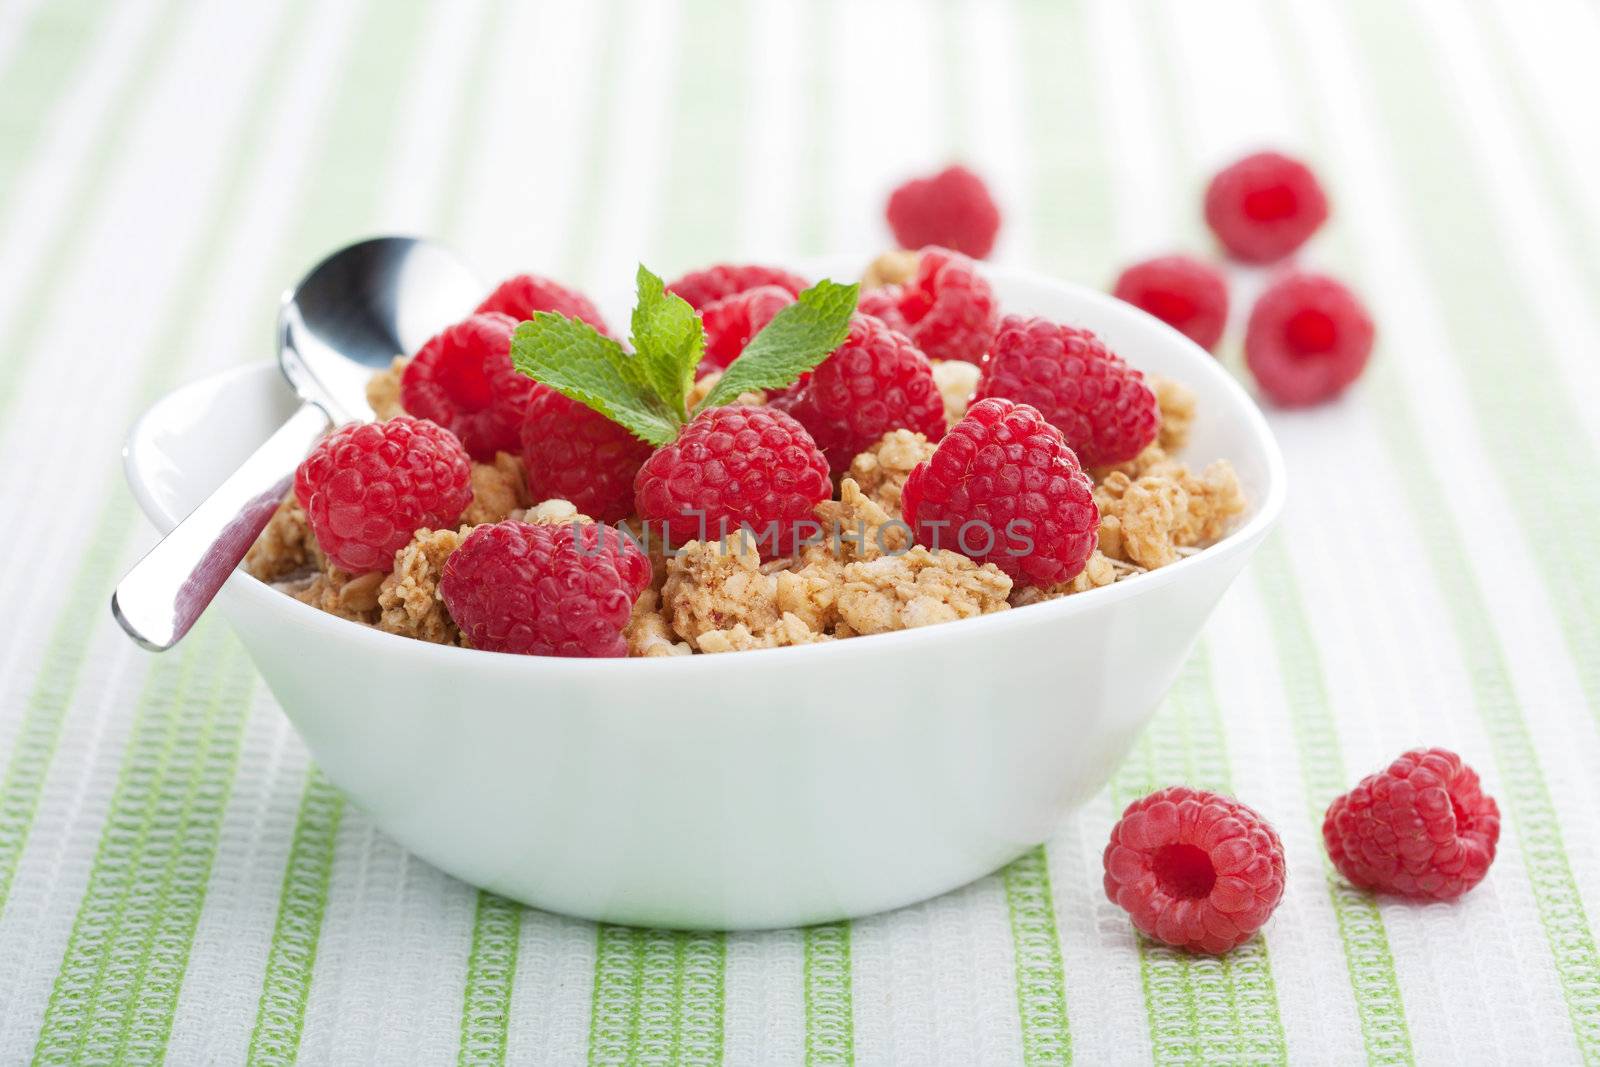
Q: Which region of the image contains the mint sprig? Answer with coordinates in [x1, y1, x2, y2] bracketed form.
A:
[509, 312, 680, 445]
[510, 266, 858, 448]
[694, 279, 857, 411]
[629, 266, 702, 421]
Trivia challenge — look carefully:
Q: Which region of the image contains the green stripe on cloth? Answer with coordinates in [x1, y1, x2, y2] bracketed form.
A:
[659, 0, 748, 265]
[1253, 539, 1413, 1065]
[1268, 3, 1600, 1058]
[1137, 4, 1414, 1056]
[795, 1, 831, 259]
[215, 1, 443, 1057]
[0, 498, 137, 919]
[1343, 1, 1600, 734]
[562, 0, 624, 288]
[0, 0, 188, 426]
[573, 8, 734, 1064]
[1330, 3, 1600, 1057]
[802, 922, 853, 1066]
[457, 894, 523, 1067]
[791, 4, 856, 1049]
[0, 0, 110, 213]
[245, 771, 342, 1067]
[432, 0, 511, 244]
[586, 927, 727, 1066]
[32, 621, 255, 1065]
[261, 0, 433, 307]
[0, 0, 316, 925]
[1001, 848, 1072, 1065]
[1022, 0, 1284, 1057]
[1462, 2, 1600, 372]
[1110, 652, 1289, 1066]
[1017, 0, 1112, 286]
[1004, 3, 1127, 1055]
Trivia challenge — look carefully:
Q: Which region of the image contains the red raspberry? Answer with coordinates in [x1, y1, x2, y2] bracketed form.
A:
[666, 264, 809, 311]
[974, 315, 1158, 467]
[1323, 748, 1500, 902]
[401, 312, 533, 461]
[1244, 271, 1374, 407]
[699, 284, 795, 371]
[886, 164, 1001, 259]
[633, 405, 831, 556]
[1103, 786, 1287, 955]
[1111, 254, 1230, 353]
[440, 520, 651, 657]
[774, 314, 946, 473]
[857, 246, 998, 364]
[520, 390, 654, 523]
[900, 398, 1098, 588]
[475, 273, 611, 334]
[1204, 150, 1329, 264]
[294, 416, 473, 574]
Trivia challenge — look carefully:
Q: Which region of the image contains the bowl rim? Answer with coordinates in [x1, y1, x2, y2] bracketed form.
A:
[125, 263, 1287, 676]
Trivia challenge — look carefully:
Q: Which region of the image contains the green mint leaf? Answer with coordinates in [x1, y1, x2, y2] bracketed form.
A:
[628, 264, 702, 423]
[695, 279, 859, 411]
[511, 313, 680, 446]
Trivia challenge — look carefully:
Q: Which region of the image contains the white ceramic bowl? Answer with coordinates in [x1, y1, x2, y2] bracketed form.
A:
[123, 264, 1285, 930]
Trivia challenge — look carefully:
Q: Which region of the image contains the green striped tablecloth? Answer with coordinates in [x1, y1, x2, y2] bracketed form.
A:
[3, 0, 1599, 1063]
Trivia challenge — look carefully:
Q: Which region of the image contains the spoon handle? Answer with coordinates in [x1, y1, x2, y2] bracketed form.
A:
[112, 401, 333, 651]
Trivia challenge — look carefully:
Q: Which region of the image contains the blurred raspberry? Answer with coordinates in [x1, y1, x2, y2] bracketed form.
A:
[699, 284, 795, 371]
[857, 246, 998, 364]
[440, 520, 651, 657]
[633, 405, 832, 556]
[1104, 786, 1287, 954]
[1204, 150, 1328, 263]
[520, 390, 655, 523]
[294, 416, 473, 574]
[886, 164, 1001, 259]
[1244, 271, 1374, 406]
[1112, 254, 1230, 353]
[974, 315, 1158, 467]
[401, 312, 534, 460]
[775, 313, 947, 472]
[1324, 748, 1499, 901]
[901, 397, 1098, 588]
[476, 273, 611, 334]
[666, 264, 809, 311]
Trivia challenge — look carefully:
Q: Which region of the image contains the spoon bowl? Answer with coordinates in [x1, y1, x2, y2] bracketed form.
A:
[111, 236, 480, 651]
[279, 236, 483, 420]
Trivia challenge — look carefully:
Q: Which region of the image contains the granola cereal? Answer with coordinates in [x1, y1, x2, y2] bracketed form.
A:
[660, 535, 825, 652]
[625, 588, 693, 657]
[463, 452, 532, 525]
[525, 497, 592, 525]
[846, 430, 937, 517]
[930, 358, 980, 427]
[365, 355, 410, 420]
[1152, 374, 1196, 452]
[862, 248, 920, 290]
[293, 566, 382, 624]
[774, 559, 843, 633]
[1009, 550, 1121, 606]
[662, 535, 779, 641]
[835, 547, 1012, 635]
[245, 493, 322, 582]
[377, 526, 470, 644]
[686, 370, 764, 409]
[695, 613, 825, 654]
[1094, 460, 1245, 570]
[810, 477, 908, 562]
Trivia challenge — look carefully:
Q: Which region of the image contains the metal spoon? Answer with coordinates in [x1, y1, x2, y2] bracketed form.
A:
[111, 236, 481, 651]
